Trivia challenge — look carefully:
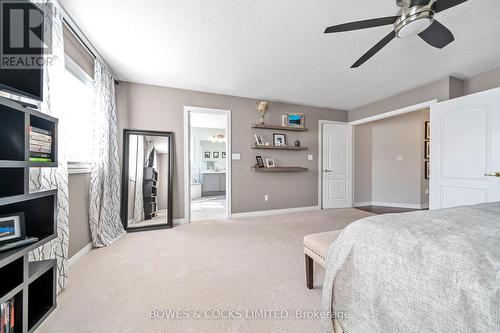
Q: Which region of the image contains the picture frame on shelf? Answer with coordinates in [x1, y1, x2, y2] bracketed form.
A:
[273, 133, 286, 146]
[281, 115, 287, 126]
[265, 158, 276, 168]
[204, 152, 211, 158]
[425, 141, 430, 159]
[0, 212, 25, 246]
[287, 113, 304, 128]
[425, 161, 430, 179]
[425, 121, 430, 140]
[256, 156, 265, 168]
[213, 152, 220, 158]
[254, 134, 264, 146]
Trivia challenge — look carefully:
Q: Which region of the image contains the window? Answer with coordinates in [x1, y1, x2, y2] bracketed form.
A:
[61, 55, 94, 173]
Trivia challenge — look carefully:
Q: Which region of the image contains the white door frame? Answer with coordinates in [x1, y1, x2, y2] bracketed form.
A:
[183, 106, 232, 222]
[318, 120, 354, 209]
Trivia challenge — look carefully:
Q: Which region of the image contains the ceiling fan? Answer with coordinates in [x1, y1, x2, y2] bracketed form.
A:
[324, 0, 468, 68]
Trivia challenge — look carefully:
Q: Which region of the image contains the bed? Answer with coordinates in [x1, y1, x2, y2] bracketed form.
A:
[321, 202, 500, 333]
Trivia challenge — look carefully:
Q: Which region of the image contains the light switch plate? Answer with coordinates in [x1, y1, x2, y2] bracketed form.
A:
[396, 155, 404, 161]
[308, 155, 313, 161]
[232, 153, 241, 160]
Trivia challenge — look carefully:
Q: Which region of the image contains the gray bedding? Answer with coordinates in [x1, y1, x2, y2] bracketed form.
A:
[321, 202, 500, 333]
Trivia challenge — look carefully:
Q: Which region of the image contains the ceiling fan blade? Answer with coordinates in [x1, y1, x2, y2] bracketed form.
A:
[324, 16, 400, 34]
[418, 20, 454, 49]
[351, 30, 396, 68]
[434, 0, 468, 13]
[411, 0, 431, 6]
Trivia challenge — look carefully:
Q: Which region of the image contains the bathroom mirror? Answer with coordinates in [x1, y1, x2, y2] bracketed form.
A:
[121, 130, 174, 231]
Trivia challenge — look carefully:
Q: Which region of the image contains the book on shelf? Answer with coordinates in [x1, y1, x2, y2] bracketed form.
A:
[30, 152, 51, 158]
[29, 132, 52, 143]
[29, 139, 51, 148]
[29, 144, 52, 154]
[29, 157, 52, 162]
[0, 297, 15, 333]
[30, 125, 51, 136]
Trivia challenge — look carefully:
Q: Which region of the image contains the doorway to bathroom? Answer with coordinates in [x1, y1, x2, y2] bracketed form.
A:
[184, 107, 231, 222]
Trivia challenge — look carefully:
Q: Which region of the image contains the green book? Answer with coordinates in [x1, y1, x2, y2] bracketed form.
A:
[29, 157, 52, 162]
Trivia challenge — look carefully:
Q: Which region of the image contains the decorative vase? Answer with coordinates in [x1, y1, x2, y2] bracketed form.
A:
[294, 139, 300, 147]
[256, 101, 269, 125]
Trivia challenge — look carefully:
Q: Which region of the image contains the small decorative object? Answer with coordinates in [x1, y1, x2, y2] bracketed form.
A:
[273, 133, 286, 146]
[204, 152, 211, 158]
[0, 212, 25, 246]
[256, 156, 265, 168]
[425, 161, 430, 179]
[294, 139, 301, 147]
[287, 113, 305, 128]
[222, 152, 226, 158]
[281, 115, 287, 126]
[265, 158, 276, 168]
[265, 142, 270, 146]
[254, 134, 264, 146]
[424, 141, 430, 159]
[213, 152, 220, 158]
[256, 101, 269, 124]
[210, 134, 226, 143]
[425, 121, 430, 140]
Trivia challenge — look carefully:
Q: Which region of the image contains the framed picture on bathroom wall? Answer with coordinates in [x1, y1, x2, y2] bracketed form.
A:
[222, 152, 226, 158]
[204, 152, 210, 158]
[213, 152, 220, 158]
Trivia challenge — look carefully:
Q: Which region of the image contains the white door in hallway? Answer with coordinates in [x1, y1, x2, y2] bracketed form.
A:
[430, 87, 500, 209]
[322, 123, 352, 209]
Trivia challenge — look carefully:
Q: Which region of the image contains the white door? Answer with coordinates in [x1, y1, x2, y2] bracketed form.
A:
[322, 123, 352, 208]
[430, 87, 500, 210]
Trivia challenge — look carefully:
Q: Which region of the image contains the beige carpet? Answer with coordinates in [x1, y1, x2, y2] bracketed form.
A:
[37, 208, 373, 333]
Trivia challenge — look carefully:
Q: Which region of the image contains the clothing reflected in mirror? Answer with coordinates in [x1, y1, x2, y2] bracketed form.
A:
[122, 130, 174, 230]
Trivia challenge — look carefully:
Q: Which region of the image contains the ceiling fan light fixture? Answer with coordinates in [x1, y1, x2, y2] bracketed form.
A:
[395, 10, 434, 38]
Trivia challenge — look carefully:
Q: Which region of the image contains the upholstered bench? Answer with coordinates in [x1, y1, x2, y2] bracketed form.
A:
[303, 230, 342, 289]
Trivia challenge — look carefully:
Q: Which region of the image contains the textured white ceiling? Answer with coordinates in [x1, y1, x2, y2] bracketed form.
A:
[59, 0, 500, 110]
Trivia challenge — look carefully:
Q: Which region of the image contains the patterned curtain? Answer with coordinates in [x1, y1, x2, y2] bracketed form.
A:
[28, 1, 69, 293]
[133, 137, 145, 224]
[89, 58, 126, 247]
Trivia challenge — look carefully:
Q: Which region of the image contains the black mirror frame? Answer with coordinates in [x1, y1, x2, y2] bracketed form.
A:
[120, 129, 174, 232]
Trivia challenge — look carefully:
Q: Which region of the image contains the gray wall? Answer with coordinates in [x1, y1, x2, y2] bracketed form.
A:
[348, 69, 500, 122]
[463, 68, 500, 96]
[68, 173, 91, 258]
[354, 109, 429, 206]
[66, 67, 500, 258]
[348, 77, 451, 122]
[116, 82, 347, 218]
[354, 123, 372, 203]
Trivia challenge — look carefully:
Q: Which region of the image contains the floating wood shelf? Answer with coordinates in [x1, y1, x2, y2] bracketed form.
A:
[252, 124, 308, 132]
[251, 145, 308, 150]
[252, 167, 308, 172]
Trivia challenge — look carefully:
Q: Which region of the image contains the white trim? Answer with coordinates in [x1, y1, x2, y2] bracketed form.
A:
[68, 243, 92, 270]
[231, 206, 320, 219]
[353, 201, 428, 209]
[64, 55, 93, 85]
[68, 161, 92, 174]
[318, 120, 354, 209]
[183, 106, 232, 222]
[349, 100, 437, 125]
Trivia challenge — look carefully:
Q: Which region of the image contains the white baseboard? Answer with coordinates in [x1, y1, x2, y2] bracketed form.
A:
[231, 206, 320, 219]
[173, 218, 186, 224]
[354, 201, 428, 209]
[68, 243, 92, 270]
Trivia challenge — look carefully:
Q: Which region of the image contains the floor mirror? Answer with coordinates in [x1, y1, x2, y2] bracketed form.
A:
[121, 129, 174, 231]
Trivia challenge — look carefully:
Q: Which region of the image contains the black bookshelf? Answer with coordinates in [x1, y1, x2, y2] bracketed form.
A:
[0, 96, 57, 333]
[143, 167, 158, 220]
